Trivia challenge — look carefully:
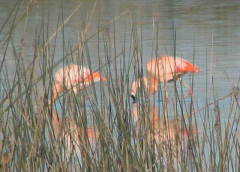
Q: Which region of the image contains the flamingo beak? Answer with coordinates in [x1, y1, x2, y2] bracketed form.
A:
[194, 66, 200, 73]
[130, 94, 137, 104]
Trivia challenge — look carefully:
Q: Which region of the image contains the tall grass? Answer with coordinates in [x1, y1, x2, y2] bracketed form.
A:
[0, 1, 240, 171]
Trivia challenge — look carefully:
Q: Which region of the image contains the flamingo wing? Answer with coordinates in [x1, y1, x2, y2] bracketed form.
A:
[146, 56, 200, 83]
[54, 65, 91, 89]
[175, 57, 200, 73]
[146, 56, 178, 82]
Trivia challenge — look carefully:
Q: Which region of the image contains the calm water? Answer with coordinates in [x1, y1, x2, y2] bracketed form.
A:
[0, 0, 240, 169]
[0, 1, 239, 117]
[1, 0, 239, 89]
[0, 0, 240, 140]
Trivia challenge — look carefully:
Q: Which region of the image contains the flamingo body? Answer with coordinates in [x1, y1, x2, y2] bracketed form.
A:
[50, 64, 107, 103]
[131, 56, 200, 102]
[54, 65, 91, 89]
[146, 56, 199, 83]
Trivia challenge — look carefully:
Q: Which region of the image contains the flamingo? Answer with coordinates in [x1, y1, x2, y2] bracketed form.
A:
[131, 55, 200, 102]
[50, 64, 107, 104]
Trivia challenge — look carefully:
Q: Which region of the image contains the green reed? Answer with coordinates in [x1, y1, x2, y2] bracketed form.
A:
[0, 1, 239, 171]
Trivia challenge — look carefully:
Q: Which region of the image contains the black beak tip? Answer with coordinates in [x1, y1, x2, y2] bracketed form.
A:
[130, 94, 136, 103]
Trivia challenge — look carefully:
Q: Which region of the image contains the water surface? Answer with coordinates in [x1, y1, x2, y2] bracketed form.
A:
[0, 0, 240, 169]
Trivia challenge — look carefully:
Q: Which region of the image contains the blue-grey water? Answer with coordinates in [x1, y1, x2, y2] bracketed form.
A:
[1, 0, 239, 95]
[0, 0, 240, 170]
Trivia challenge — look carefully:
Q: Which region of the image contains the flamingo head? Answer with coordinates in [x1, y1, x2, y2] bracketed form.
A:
[130, 93, 137, 104]
[130, 78, 142, 103]
[130, 77, 149, 103]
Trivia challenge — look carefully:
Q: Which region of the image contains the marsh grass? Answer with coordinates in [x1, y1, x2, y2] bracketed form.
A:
[0, 1, 240, 171]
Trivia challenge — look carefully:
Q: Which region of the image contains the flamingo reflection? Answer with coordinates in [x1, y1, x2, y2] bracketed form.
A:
[131, 103, 197, 144]
[49, 110, 99, 160]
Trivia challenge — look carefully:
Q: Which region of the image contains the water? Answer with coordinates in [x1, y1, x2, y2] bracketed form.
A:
[1, 0, 239, 90]
[0, 0, 240, 170]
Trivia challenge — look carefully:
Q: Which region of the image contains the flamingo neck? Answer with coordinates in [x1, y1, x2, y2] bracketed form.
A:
[51, 82, 64, 103]
[147, 77, 158, 95]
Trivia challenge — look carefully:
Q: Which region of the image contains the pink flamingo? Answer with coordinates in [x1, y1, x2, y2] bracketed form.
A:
[131, 55, 200, 102]
[50, 64, 107, 104]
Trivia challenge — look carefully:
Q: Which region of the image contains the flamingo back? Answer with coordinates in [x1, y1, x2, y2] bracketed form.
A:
[54, 65, 91, 89]
[146, 56, 199, 82]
